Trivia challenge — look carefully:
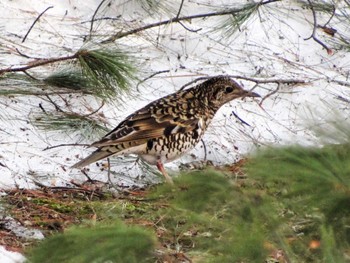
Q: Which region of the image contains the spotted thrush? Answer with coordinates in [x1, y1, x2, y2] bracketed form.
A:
[72, 76, 260, 184]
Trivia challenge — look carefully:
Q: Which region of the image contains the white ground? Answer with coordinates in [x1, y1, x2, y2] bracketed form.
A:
[0, 0, 349, 261]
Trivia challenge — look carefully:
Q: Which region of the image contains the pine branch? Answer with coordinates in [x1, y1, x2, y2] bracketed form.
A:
[0, 53, 79, 75]
[102, 0, 281, 43]
[0, 49, 136, 99]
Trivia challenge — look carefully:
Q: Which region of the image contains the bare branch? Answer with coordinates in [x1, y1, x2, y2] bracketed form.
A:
[176, 0, 185, 19]
[336, 95, 350, 104]
[179, 75, 307, 91]
[107, 158, 112, 185]
[231, 111, 252, 127]
[179, 76, 209, 91]
[45, 95, 64, 112]
[0, 53, 78, 75]
[136, 70, 170, 91]
[81, 16, 120, 24]
[89, 0, 107, 40]
[231, 75, 307, 85]
[322, 4, 336, 27]
[200, 139, 207, 161]
[43, 143, 90, 151]
[82, 101, 105, 117]
[304, 0, 333, 55]
[330, 79, 350, 88]
[22, 6, 54, 43]
[16, 48, 31, 58]
[23, 70, 39, 80]
[178, 21, 202, 33]
[259, 84, 280, 106]
[1, 90, 93, 96]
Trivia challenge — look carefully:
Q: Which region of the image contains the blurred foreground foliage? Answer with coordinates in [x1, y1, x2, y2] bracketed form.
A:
[27, 221, 155, 263]
[26, 142, 350, 262]
[246, 144, 350, 262]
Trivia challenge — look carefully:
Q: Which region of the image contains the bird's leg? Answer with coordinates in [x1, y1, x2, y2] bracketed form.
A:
[156, 160, 173, 184]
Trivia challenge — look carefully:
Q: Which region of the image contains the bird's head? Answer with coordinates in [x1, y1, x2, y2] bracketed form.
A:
[201, 76, 260, 108]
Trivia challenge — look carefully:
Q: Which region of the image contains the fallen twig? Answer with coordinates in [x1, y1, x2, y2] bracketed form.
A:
[33, 180, 104, 198]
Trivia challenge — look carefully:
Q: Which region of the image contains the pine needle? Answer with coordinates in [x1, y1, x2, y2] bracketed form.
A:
[43, 70, 90, 91]
[77, 48, 137, 100]
[213, 3, 258, 38]
[33, 111, 108, 140]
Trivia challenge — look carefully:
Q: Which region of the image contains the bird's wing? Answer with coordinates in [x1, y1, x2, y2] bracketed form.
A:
[90, 106, 201, 148]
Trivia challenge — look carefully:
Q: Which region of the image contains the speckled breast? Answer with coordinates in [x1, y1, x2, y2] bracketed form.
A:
[141, 127, 206, 165]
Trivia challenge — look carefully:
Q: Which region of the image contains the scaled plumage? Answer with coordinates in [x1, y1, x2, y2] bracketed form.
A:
[72, 76, 259, 183]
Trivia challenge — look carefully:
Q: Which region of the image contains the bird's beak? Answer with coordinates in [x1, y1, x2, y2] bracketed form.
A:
[243, 90, 260, 98]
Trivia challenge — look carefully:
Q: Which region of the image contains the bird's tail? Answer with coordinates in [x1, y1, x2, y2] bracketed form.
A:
[71, 149, 114, 168]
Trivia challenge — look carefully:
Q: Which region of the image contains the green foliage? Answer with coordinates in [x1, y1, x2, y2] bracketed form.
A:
[25, 145, 350, 262]
[33, 111, 108, 140]
[43, 70, 91, 92]
[246, 144, 350, 261]
[26, 221, 155, 263]
[246, 144, 350, 213]
[150, 171, 269, 262]
[0, 48, 137, 101]
[77, 48, 137, 100]
[154, 170, 233, 213]
[296, 0, 335, 13]
[214, 3, 259, 38]
[0, 73, 45, 96]
[134, 0, 175, 16]
[321, 226, 345, 263]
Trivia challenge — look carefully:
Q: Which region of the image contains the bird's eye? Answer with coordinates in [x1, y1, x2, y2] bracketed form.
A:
[225, 86, 234, 93]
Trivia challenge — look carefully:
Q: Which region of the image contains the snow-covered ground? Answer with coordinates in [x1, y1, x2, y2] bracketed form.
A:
[1, 0, 349, 261]
[0, 247, 25, 263]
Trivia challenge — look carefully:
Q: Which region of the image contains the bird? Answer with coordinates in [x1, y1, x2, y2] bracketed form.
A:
[71, 76, 260, 184]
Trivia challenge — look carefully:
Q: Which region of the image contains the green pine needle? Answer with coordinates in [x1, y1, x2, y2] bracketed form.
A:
[135, 0, 175, 16]
[0, 73, 43, 96]
[77, 49, 137, 100]
[33, 111, 108, 140]
[43, 70, 91, 92]
[214, 3, 258, 38]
